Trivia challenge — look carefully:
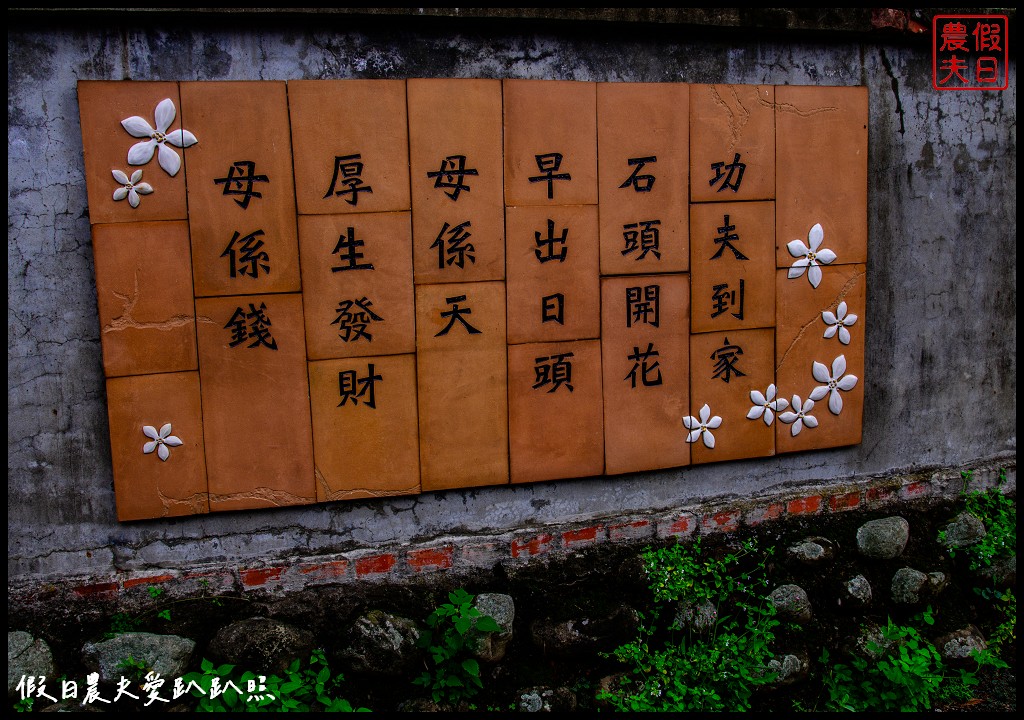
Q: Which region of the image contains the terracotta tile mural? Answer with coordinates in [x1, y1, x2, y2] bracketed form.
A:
[77, 80, 868, 520]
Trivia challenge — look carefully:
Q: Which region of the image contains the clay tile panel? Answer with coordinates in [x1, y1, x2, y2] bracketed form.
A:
[690, 84, 775, 202]
[601, 274, 690, 475]
[503, 80, 597, 207]
[195, 293, 315, 510]
[308, 353, 420, 501]
[775, 264, 866, 454]
[508, 340, 604, 484]
[77, 81, 190, 223]
[775, 85, 868, 267]
[408, 78, 505, 284]
[598, 82, 689, 276]
[91, 220, 197, 378]
[690, 201, 776, 334]
[105, 371, 209, 521]
[179, 81, 300, 297]
[298, 212, 415, 360]
[505, 205, 600, 344]
[688, 328, 775, 464]
[289, 80, 411, 216]
[415, 281, 509, 490]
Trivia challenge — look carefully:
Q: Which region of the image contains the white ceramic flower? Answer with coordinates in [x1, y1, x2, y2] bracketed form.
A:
[821, 301, 858, 345]
[810, 354, 859, 415]
[779, 395, 818, 437]
[683, 403, 722, 449]
[142, 423, 183, 462]
[121, 98, 198, 177]
[787, 223, 836, 289]
[746, 383, 789, 427]
[111, 169, 153, 208]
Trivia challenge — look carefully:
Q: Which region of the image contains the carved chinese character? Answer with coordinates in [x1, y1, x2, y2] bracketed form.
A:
[338, 364, 382, 409]
[435, 295, 482, 336]
[331, 227, 374, 272]
[213, 161, 269, 210]
[324, 154, 374, 205]
[528, 152, 571, 199]
[225, 302, 278, 350]
[426, 154, 479, 201]
[221, 230, 270, 279]
[533, 352, 574, 393]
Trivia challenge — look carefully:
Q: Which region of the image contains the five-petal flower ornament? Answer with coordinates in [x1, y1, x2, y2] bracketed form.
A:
[809, 354, 859, 415]
[142, 423, 183, 462]
[787, 223, 836, 289]
[746, 384, 789, 427]
[111, 169, 153, 208]
[121, 98, 198, 177]
[821, 301, 858, 345]
[683, 403, 722, 449]
[779, 395, 818, 436]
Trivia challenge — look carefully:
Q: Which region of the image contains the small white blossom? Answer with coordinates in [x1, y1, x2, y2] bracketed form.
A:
[787, 223, 836, 289]
[111, 169, 153, 208]
[683, 403, 722, 449]
[810, 354, 859, 415]
[746, 384, 789, 426]
[121, 98, 198, 176]
[822, 301, 858, 345]
[142, 423, 183, 462]
[779, 395, 818, 437]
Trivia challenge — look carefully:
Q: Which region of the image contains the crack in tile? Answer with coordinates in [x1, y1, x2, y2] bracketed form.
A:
[759, 96, 839, 117]
[103, 269, 195, 334]
[776, 270, 865, 372]
[156, 489, 209, 516]
[209, 488, 315, 505]
[315, 464, 418, 500]
[322, 484, 421, 501]
[709, 85, 751, 154]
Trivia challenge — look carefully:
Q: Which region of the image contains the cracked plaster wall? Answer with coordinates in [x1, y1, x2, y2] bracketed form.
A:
[7, 13, 1016, 583]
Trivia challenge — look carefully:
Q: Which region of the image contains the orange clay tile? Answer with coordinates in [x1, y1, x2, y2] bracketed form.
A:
[775, 264, 866, 454]
[688, 329, 775, 464]
[289, 79, 411, 216]
[195, 293, 315, 511]
[415, 281, 509, 490]
[105, 371, 209, 521]
[601, 274, 691, 475]
[91, 221, 197, 378]
[308, 353, 420, 501]
[78, 81, 190, 223]
[775, 86, 868, 267]
[598, 82, 689, 275]
[503, 80, 597, 207]
[505, 205, 600, 344]
[298, 212, 415, 360]
[690, 84, 775, 202]
[508, 340, 604, 484]
[690, 201, 776, 333]
[408, 78, 505, 284]
[179, 82, 300, 297]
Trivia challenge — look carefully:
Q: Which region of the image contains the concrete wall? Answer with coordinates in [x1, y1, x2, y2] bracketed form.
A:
[8, 10, 1016, 586]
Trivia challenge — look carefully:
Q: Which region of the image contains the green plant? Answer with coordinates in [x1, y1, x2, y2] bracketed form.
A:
[598, 538, 780, 712]
[944, 469, 1016, 572]
[413, 588, 502, 705]
[817, 608, 1003, 712]
[180, 650, 369, 712]
[104, 612, 143, 639]
[13, 697, 34, 712]
[988, 587, 1016, 653]
[940, 469, 1017, 659]
[116, 654, 150, 682]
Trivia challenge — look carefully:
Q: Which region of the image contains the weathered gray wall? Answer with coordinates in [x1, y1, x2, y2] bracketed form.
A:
[8, 10, 1016, 585]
